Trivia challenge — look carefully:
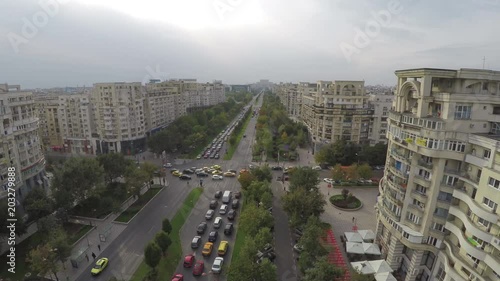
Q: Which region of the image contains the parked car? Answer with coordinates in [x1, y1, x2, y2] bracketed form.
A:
[179, 174, 192, 180]
[212, 175, 223, 180]
[234, 191, 241, 199]
[163, 163, 172, 168]
[293, 243, 303, 253]
[197, 222, 207, 234]
[271, 166, 283, 170]
[223, 172, 236, 177]
[312, 166, 322, 170]
[228, 169, 237, 173]
[171, 274, 184, 281]
[323, 178, 334, 184]
[197, 172, 209, 177]
[231, 199, 239, 209]
[224, 223, 234, 235]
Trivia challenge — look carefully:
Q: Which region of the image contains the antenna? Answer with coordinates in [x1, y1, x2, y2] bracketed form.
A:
[483, 56, 486, 69]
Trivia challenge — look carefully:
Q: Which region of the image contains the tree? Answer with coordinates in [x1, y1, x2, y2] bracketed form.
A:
[97, 153, 130, 183]
[298, 216, 328, 271]
[357, 163, 373, 179]
[289, 167, 320, 192]
[251, 165, 272, 182]
[37, 215, 60, 241]
[140, 162, 158, 188]
[254, 227, 273, 250]
[260, 191, 273, 210]
[257, 258, 277, 281]
[282, 188, 325, 228]
[303, 256, 344, 281]
[346, 164, 359, 181]
[341, 189, 350, 200]
[331, 164, 345, 182]
[27, 244, 60, 281]
[144, 242, 162, 269]
[227, 239, 258, 281]
[238, 172, 256, 190]
[23, 187, 54, 222]
[52, 157, 105, 210]
[48, 228, 72, 268]
[162, 218, 172, 234]
[245, 181, 272, 206]
[155, 231, 172, 255]
[124, 165, 148, 198]
[239, 204, 274, 237]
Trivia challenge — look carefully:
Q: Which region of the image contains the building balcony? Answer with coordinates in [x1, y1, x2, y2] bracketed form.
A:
[452, 189, 499, 223]
[390, 149, 410, 164]
[386, 176, 407, 193]
[408, 203, 425, 213]
[465, 154, 490, 168]
[380, 201, 401, 222]
[445, 219, 486, 260]
[442, 239, 490, 281]
[413, 175, 431, 187]
[417, 159, 433, 169]
[388, 166, 409, 180]
[448, 206, 496, 250]
[411, 190, 428, 203]
[407, 142, 463, 161]
[458, 172, 480, 186]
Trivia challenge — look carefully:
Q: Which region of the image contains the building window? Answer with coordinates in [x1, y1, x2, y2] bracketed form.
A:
[436, 264, 446, 281]
[420, 251, 436, 271]
[434, 208, 448, 218]
[483, 197, 498, 211]
[432, 222, 445, 232]
[477, 217, 491, 228]
[407, 212, 420, 225]
[437, 191, 452, 202]
[483, 149, 491, 159]
[454, 105, 472, 120]
[415, 184, 427, 194]
[488, 177, 500, 189]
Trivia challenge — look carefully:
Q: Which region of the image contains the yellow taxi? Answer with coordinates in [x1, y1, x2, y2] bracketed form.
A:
[171, 170, 181, 177]
[217, 241, 229, 256]
[91, 257, 108, 275]
[223, 172, 236, 177]
[202, 242, 214, 256]
[211, 165, 222, 170]
[212, 170, 223, 175]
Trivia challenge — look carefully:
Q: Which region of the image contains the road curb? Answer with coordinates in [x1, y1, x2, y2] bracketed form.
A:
[113, 186, 165, 225]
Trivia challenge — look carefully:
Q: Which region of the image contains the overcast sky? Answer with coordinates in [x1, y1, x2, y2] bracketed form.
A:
[1, 0, 500, 88]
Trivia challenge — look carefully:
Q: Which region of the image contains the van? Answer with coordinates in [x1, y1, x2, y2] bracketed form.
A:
[222, 190, 232, 204]
[214, 217, 223, 229]
[218, 241, 229, 256]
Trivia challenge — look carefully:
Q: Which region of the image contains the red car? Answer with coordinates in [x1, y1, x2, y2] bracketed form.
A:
[183, 255, 195, 268]
[192, 260, 204, 276]
[171, 273, 184, 281]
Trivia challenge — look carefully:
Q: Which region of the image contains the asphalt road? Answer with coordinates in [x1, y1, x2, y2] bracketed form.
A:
[75, 96, 260, 281]
[173, 96, 262, 280]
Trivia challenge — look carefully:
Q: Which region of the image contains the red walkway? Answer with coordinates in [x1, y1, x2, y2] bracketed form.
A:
[322, 229, 351, 281]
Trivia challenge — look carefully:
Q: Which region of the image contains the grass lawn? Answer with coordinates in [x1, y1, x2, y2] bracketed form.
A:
[224, 111, 252, 160]
[0, 230, 45, 280]
[229, 199, 247, 263]
[114, 187, 162, 223]
[63, 223, 94, 245]
[130, 187, 203, 281]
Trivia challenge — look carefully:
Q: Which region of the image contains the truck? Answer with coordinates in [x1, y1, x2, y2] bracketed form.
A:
[222, 191, 232, 204]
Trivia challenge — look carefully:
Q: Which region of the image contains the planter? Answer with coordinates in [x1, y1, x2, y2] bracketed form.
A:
[329, 195, 363, 211]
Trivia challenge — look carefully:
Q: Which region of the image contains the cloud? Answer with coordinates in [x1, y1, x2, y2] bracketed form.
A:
[0, 0, 498, 88]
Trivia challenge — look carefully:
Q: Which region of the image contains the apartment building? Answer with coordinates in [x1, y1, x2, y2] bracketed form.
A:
[58, 94, 95, 154]
[145, 82, 182, 134]
[0, 84, 47, 203]
[375, 68, 500, 281]
[35, 95, 63, 150]
[368, 93, 394, 145]
[91, 82, 146, 155]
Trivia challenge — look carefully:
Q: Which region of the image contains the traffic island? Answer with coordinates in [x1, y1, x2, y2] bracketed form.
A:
[114, 186, 163, 223]
[329, 194, 363, 211]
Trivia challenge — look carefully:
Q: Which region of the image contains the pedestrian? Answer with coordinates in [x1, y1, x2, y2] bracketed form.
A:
[352, 217, 355, 223]
[91, 252, 96, 259]
[85, 254, 89, 262]
[98, 244, 101, 251]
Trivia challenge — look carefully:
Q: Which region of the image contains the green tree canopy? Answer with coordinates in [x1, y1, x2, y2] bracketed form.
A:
[162, 218, 172, 234]
[23, 187, 54, 222]
[303, 256, 344, 281]
[97, 153, 131, 183]
[239, 204, 274, 237]
[154, 231, 172, 255]
[331, 164, 345, 181]
[358, 163, 373, 179]
[144, 242, 162, 269]
[27, 244, 60, 280]
[282, 187, 326, 228]
[289, 167, 320, 192]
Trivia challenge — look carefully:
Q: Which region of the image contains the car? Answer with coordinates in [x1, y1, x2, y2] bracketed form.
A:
[179, 174, 192, 180]
[211, 257, 224, 273]
[293, 243, 304, 253]
[219, 204, 228, 215]
[323, 178, 334, 184]
[196, 155, 202, 159]
[212, 170, 223, 175]
[163, 163, 173, 168]
[224, 223, 234, 235]
[312, 166, 322, 171]
[231, 199, 239, 209]
[234, 191, 241, 199]
[209, 200, 218, 209]
[209, 154, 215, 159]
[191, 236, 202, 249]
[215, 154, 220, 159]
[223, 171, 236, 177]
[243, 134, 246, 138]
[205, 210, 215, 220]
[257, 251, 276, 264]
[183, 255, 195, 268]
[171, 273, 184, 281]
[172, 170, 182, 177]
[91, 257, 109, 275]
[197, 222, 208, 234]
[228, 169, 237, 173]
[212, 175, 223, 180]
[271, 166, 283, 170]
[197, 172, 209, 177]
[215, 191, 222, 199]
[203, 154, 209, 159]
[218, 241, 229, 256]
[214, 217, 223, 229]
[248, 164, 254, 169]
[208, 231, 218, 242]
[192, 260, 204, 276]
[227, 210, 236, 220]
[202, 242, 214, 256]
[183, 169, 194, 174]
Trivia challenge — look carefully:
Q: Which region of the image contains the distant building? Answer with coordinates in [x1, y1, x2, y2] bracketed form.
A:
[367, 93, 394, 145]
[229, 84, 251, 92]
[251, 79, 274, 91]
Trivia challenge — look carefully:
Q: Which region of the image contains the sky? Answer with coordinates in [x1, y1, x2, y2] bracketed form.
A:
[1, 0, 500, 88]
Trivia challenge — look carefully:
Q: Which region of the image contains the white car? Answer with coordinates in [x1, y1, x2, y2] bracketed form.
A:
[163, 163, 172, 168]
[212, 257, 224, 273]
[312, 166, 322, 171]
[219, 204, 228, 215]
[212, 175, 223, 180]
[323, 178, 334, 184]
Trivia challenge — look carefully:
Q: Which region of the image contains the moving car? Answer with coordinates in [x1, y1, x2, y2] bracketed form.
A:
[214, 191, 222, 199]
[205, 210, 215, 220]
[163, 163, 172, 168]
[172, 170, 182, 177]
[211, 257, 224, 274]
[214, 217, 223, 229]
[91, 257, 108, 275]
[218, 241, 229, 256]
[219, 204, 228, 215]
[183, 255, 195, 268]
[171, 273, 184, 281]
[212, 175, 223, 180]
[228, 169, 237, 173]
[312, 166, 322, 171]
[183, 169, 194, 174]
[197, 222, 207, 234]
[192, 260, 204, 276]
[227, 210, 236, 221]
[209, 200, 218, 209]
[231, 199, 239, 209]
[202, 242, 214, 256]
[179, 175, 192, 180]
[323, 178, 334, 184]
[191, 236, 202, 249]
[212, 170, 223, 175]
[212, 165, 221, 170]
[271, 166, 283, 170]
[197, 172, 209, 177]
[223, 171, 236, 177]
[208, 231, 219, 242]
[224, 223, 233, 235]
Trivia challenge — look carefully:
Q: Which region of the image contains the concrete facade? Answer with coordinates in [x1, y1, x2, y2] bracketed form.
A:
[368, 93, 394, 145]
[376, 68, 500, 281]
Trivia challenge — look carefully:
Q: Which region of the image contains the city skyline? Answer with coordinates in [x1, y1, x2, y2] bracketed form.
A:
[2, 0, 500, 88]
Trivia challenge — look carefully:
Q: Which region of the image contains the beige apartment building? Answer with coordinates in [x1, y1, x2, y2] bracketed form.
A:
[0, 84, 47, 202]
[368, 93, 394, 145]
[91, 82, 146, 155]
[35, 95, 63, 150]
[58, 94, 95, 154]
[376, 68, 500, 281]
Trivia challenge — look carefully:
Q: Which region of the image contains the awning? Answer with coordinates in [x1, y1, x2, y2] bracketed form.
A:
[362, 243, 381, 255]
[346, 242, 364, 254]
[345, 232, 363, 243]
[358, 229, 376, 241]
[351, 261, 375, 275]
[375, 272, 397, 281]
[370, 260, 393, 274]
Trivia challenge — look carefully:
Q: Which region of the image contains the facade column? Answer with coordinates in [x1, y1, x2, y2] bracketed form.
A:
[405, 249, 424, 281]
[386, 234, 404, 270]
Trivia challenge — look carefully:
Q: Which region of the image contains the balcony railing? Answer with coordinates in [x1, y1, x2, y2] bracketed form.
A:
[418, 159, 433, 169]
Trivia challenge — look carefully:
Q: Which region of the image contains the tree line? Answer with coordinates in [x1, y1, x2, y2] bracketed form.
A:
[314, 140, 387, 166]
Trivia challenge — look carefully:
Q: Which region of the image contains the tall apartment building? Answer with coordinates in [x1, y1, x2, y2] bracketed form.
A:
[58, 94, 95, 154]
[35, 95, 63, 150]
[368, 93, 394, 145]
[91, 83, 146, 154]
[376, 68, 500, 281]
[145, 82, 182, 134]
[0, 84, 47, 203]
